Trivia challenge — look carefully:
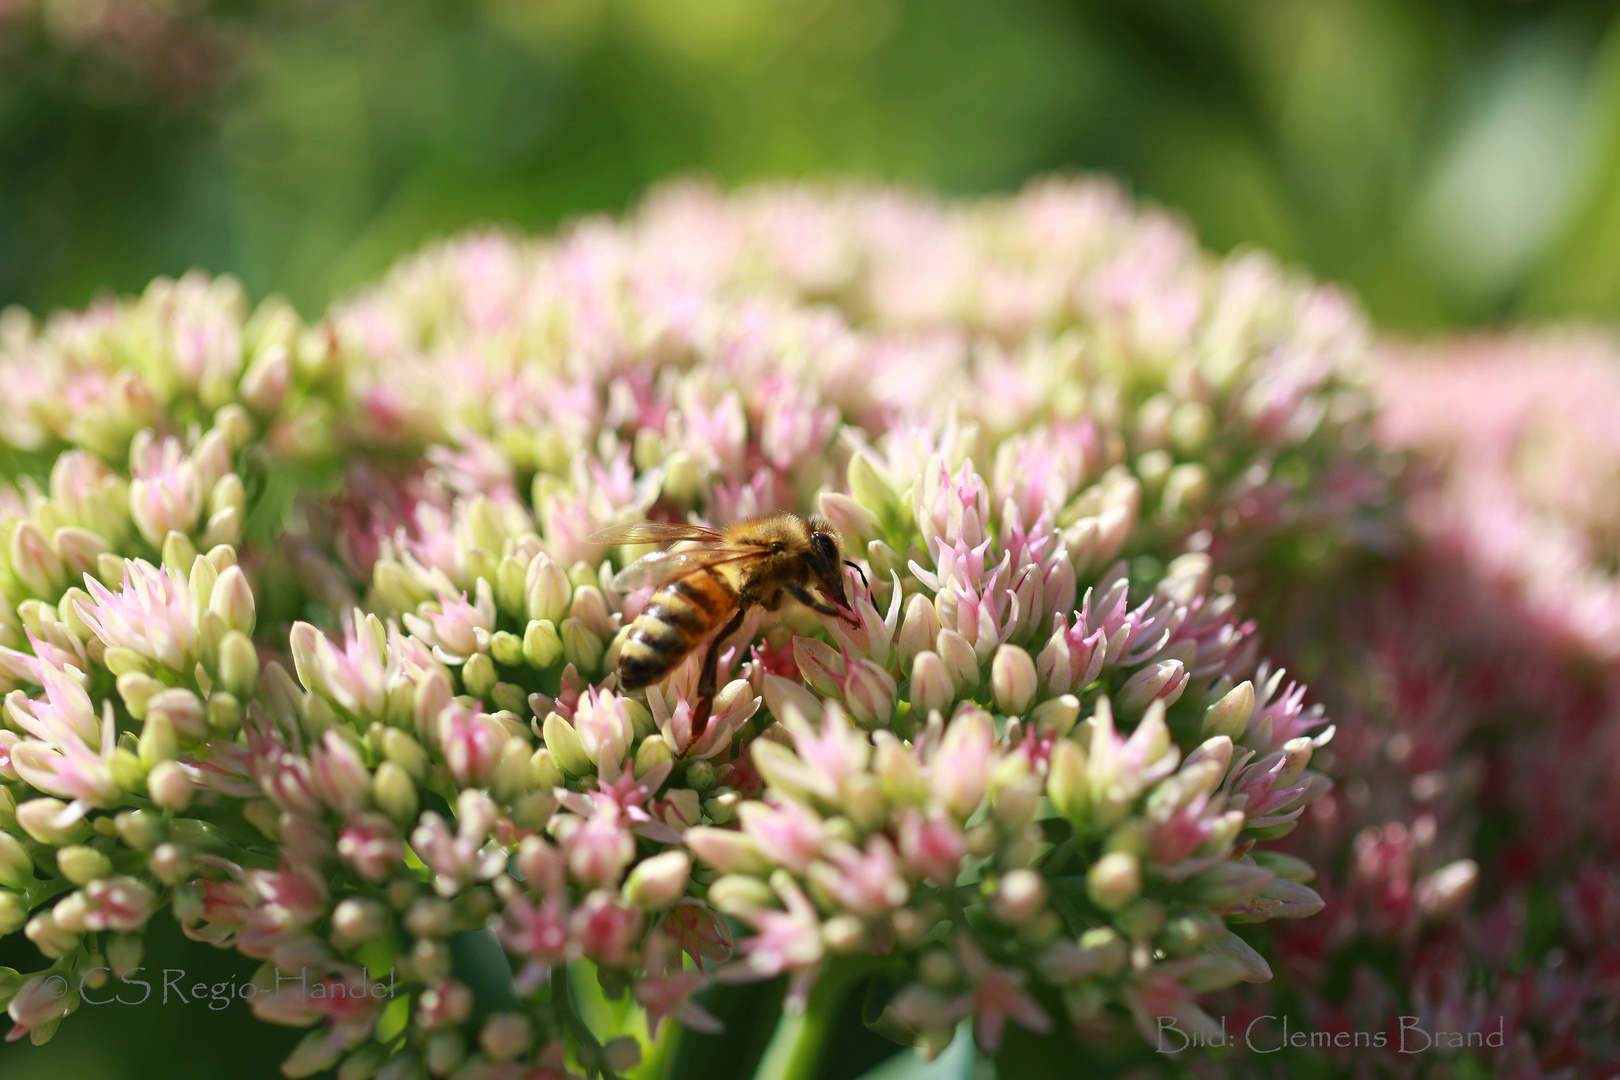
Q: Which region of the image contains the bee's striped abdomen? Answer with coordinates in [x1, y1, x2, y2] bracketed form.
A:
[617, 572, 736, 689]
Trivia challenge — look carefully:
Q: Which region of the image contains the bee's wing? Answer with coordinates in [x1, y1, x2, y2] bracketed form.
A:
[587, 522, 723, 547]
[610, 545, 761, 592]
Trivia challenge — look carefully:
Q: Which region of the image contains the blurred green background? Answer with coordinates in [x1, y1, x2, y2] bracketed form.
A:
[7, 0, 1620, 331]
[3, 0, 1620, 1077]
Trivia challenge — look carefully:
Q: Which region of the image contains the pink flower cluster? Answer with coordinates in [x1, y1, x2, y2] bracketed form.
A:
[0, 178, 1396, 1078]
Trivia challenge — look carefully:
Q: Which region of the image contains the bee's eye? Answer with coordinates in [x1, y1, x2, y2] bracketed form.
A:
[770, 542, 786, 555]
[810, 532, 837, 564]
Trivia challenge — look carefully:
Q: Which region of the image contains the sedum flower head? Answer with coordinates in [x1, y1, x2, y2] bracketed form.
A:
[0, 178, 1386, 1076]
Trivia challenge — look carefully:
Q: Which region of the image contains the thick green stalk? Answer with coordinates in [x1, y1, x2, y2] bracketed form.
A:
[752, 959, 867, 1080]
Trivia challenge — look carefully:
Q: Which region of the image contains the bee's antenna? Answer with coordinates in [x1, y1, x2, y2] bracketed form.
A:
[845, 560, 869, 591]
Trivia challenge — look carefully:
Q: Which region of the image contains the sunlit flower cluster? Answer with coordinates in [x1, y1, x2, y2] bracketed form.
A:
[0, 178, 1386, 1078]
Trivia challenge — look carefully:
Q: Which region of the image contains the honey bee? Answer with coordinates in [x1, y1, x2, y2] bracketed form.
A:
[588, 514, 864, 743]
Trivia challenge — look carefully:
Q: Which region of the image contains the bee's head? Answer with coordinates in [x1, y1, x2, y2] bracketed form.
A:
[804, 516, 852, 613]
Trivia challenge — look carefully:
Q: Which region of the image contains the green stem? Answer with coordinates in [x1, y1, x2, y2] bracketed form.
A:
[553, 965, 620, 1080]
[752, 958, 868, 1080]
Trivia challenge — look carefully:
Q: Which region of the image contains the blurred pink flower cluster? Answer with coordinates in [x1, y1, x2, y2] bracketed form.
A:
[1380, 331, 1620, 664]
[1180, 331, 1620, 1080]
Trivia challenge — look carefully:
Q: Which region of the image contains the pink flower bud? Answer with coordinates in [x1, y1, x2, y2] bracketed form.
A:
[842, 658, 897, 729]
[147, 760, 193, 810]
[896, 594, 942, 671]
[107, 932, 143, 978]
[26, 909, 81, 956]
[709, 874, 775, 916]
[1184, 734, 1233, 778]
[338, 813, 405, 883]
[218, 630, 259, 699]
[311, 729, 372, 813]
[1043, 558, 1077, 628]
[685, 827, 771, 875]
[1275, 736, 1314, 789]
[208, 566, 256, 636]
[128, 433, 204, 544]
[331, 897, 389, 949]
[811, 836, 909, 916]
[1118, 659, 1189, 715]
[77, 559, 200, 673]
[908, 650, 954, 715]
[818, 492, 880, 546]
[191, 430, 232, 494]
[16, 797, 91, 846]
[542, 712, 594, 777]
[436, 705, 507, 785]
[147, 687, 207, 742]
[1046, 739, 1088, 823]
[624, 850, 691, 909]
[10, 521, 65, 597]
[662, 788, 702, 830]
[0, 833, 33, 889]
[931, 708, 993, 820]
[991, 644, 1037, 716]
[1035, 625, 1073, 694]
[573, 689, 634, 768]
[56, 845, 110, 885]
[992, 868, 1048, 925]
[0, 894, 25, 935]
[1415, 859, 1478, 921]
[1006, 563, 1041, 643]
[847, 451, 896, 515]
[526, 553, 573, 625]
[873, 732, 928, 807]
[54, 528, 109, 581]
[1087, 851, 1141, 911]
[560, 617, 604, 675]
[792, 637, 844, 698]
[241, 343, 289, 414]
[567, 802, 636, 888]
[1030, 694, 1079, 736]
[416, 979, 474, 1030]
[6, 975, 73, 1039]
[916, 460, 991, 551]
[762, 673, 821, 727]
[1201, 680, 1254, 739]
[1249, 878, 1326, 919]
[761, 394, 837, 469]
[738, 798, 824, 875]
[1189, 860, 1276, 906]
[934, 628, 980, 695]
[82, 876, 155, 932]
[1124, 976, 1220, 1049]
[479, 1013, 532, 1061]
[571, 890, 644, 966]
[568, 585, 617, 642]
[898, 811, 966, 885]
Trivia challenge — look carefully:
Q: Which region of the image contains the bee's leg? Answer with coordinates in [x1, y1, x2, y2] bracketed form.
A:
[691, 607, 748, 746]
[844, 560, 869, 591]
